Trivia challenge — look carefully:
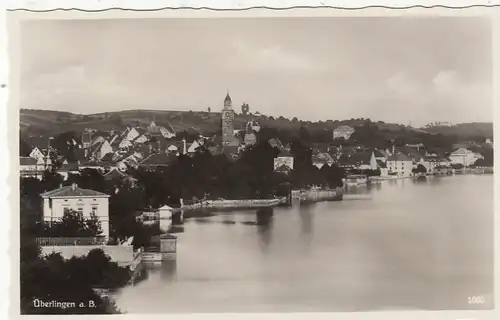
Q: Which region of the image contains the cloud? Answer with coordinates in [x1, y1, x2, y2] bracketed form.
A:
[432, 70, 461, 94]
[227, 40, 322, 73]
[21, 65, 142, 111]
[386, 72, 423, 96]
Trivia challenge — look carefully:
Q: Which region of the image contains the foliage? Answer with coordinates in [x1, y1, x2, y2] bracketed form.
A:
[473, 148, 494, 167]
[412, 164, 427, 174]
[20, 247, 126, 314]
[241, 102, 250, 115]
[20, 195, 126, 314]
[52, 131, 80, 162]
[42, 209, 102, 237]
[109, 114, 122, 126]
[451, 163, 465, 170]
[348, 168, 381, 177]
[20, 139, 32, 157]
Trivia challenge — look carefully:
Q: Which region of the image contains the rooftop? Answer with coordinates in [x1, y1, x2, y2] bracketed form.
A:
[387, 152, 413, 162]
[276, 150, 293, 157]
[140, 153, 177, 166]
[20, 156, 37, 166]
[451, 147, 474, 155]
[40, 184, 109, 199]
[275, 164, 292, 172]
[334, 125, 355, 132]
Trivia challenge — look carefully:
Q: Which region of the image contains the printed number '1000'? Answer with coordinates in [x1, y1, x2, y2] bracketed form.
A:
[468, 296, 485, 304]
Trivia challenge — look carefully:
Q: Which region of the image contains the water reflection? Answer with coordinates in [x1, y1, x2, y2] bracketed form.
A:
[299, 204, 313, 236]
[168, 225, 185, 234]
[160, 259, 177, 281]
[117, 175, 494, 313]
[256, 208, 274, 254]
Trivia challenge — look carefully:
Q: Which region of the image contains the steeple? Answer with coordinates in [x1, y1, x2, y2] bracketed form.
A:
[224, 90, 232, 110]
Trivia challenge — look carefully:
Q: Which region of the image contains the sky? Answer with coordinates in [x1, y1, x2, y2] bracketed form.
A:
[19, 17, 492, 127]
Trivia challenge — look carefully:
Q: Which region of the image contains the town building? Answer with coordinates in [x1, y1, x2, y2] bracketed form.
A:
[147, 121, 176, 139]
[243, 131, 258, 147]
[312, 152, 334, 169]
[448, 148, 483, 167]
[386, 153, 413, 177]
[57, 162, 79, 181]
[247, 119, 261, 132]
[274, 150, 294, 172]
[187, 140, 203, 153]
[139, 153, 177, 170]
[373, 149, 388, 163]
[40, 183, 111, 240]
[268, 138, 285, 151]
[29, 146, 45, 162]
[418, 155, 442, 174]
[378, 161, 389, 176]
[90, 139, 113, 161]
[20, 156, 46, 179]
[81, 132, 92, 149]
[333, 125, 355, 140]
[346, 152, 374, 170]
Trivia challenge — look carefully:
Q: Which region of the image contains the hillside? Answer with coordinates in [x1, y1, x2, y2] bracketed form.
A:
[19, 108, 492, 142]
[420, 123, 493, 139]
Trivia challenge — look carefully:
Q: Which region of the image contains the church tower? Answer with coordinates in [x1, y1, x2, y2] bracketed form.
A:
[221, 92, 235, 147]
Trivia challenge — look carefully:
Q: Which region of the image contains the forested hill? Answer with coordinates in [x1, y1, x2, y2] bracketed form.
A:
[420, 123, 493, 139]
[20, 108, 492, 142]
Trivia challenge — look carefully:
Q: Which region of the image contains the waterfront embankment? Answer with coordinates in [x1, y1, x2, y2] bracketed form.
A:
[172, 197, 288, 213]
[296, 187, 343, 203]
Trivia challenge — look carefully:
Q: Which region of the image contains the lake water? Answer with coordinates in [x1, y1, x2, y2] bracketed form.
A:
[115, 174, 494, 313]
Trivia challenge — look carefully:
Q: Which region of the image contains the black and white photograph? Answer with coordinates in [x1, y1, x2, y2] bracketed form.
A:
[8, 7, 496, 315]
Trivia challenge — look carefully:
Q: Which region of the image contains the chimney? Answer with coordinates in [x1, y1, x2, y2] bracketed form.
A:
[149, 143, 153, 154]
[71, 183, 77, 191]
[59, 183, 63, 189]
[182, 139, 187, 155]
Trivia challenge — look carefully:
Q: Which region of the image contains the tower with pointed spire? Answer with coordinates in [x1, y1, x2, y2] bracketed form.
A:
[222, 91, 235, 147]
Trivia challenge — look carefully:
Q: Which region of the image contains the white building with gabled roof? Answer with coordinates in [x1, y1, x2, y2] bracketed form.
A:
[449, 148, 483, 167]
[40, 183, 111, 239]
[333, 125, 355, 140]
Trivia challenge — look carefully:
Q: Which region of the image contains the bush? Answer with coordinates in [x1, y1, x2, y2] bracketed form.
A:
[42, 210, 102, 237]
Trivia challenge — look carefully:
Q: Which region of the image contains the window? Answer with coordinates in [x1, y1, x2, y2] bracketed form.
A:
[77, 207, 83, 215]
[91, 206, 98, 215]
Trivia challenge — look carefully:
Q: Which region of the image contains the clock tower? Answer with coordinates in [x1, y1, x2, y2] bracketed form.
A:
[222, 92, 235, 147]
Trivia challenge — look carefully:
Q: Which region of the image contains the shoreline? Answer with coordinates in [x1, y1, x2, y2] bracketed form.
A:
[170, 188, 344, 215]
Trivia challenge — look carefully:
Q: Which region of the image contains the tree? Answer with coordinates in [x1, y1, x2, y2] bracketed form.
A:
[412, 164, 427, 175]
[44, 209, 102, 237]
[451, 163, 464, 170]
[21, 249, 124, 314]
[20, 139, 32, 156]
[109, 114, 122, 126]
[241, 102, 250, 115]
[20, 183, 124, 314]
[298, 126, 311, 143]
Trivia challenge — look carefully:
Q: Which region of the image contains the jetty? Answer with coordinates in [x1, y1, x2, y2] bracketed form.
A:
[291, 187, 343, 204]
[169, 197, 287, 213]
